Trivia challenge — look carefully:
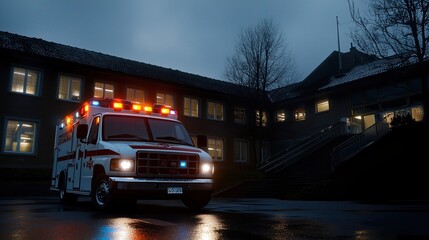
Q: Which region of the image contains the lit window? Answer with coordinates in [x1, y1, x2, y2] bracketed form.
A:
[276, 109, 286, 122]
[184, 97, 199, 117]
[3, 119, 37, 154]
[126, 88, 145, 103]
[11, 66, 41, 95]
[208, 137, 223, 161]
[316, 99, 330, 113]
[256, 110, 267, 127]
[234, 106, 246, 124]
[58, 74, 82, 102]
[411, 106, 424, 122]
[294, 108, 306, 121]
[156, 93, 174, 107]
[207, 101, 224, 121]
[94, 82, 114, 99]
[234, 139, 248, 162]
[383, 112, 394, 124]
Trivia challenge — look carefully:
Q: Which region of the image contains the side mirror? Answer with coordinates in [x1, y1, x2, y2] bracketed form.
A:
[77, 124, 88, 141]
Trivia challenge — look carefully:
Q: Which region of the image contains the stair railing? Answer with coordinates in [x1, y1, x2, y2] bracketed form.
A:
[258, 122, 342, 174]
[331, 114, 391, 171]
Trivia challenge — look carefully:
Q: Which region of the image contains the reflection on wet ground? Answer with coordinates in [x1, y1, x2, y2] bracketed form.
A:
[1, 197, 428, 240]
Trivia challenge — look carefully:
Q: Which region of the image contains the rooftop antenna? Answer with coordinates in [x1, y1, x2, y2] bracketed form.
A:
[336, 16, 342, 70]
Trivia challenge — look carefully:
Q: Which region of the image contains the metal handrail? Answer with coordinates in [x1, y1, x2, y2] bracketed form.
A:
[258, 122, 342, 174]
[331, 114, 391, 170]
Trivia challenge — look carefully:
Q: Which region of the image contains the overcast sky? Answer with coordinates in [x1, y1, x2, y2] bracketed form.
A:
[0, 0, 368, 82]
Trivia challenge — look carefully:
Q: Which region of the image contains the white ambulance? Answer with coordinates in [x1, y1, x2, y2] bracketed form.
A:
[50, 98, 214, 210]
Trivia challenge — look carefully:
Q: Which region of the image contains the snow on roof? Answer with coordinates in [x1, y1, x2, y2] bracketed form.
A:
[320, 57, 402, 90]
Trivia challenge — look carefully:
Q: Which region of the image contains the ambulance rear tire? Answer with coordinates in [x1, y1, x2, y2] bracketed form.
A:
[59, 175, 78, 204]
[92, 174, 113, 210]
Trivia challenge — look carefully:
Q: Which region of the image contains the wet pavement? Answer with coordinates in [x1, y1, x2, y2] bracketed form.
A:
[0, 196, 428, 239]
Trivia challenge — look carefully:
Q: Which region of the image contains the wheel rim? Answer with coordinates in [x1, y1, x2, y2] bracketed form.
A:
[95, 180, 109, 206]
[59, 180, 65, 200]
[60, 188, 65, 200]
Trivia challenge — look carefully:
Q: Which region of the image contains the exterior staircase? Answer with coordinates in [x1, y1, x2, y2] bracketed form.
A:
[214, 116, 393, 199]
[257, 121, 346, 175]
[331, 115, 391, 170]
[213, 135, 349, 198]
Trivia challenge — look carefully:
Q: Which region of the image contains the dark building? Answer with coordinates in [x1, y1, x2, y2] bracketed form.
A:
[0, 31, 427, 178]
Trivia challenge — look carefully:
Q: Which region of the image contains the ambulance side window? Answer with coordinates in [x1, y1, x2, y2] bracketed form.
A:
[88, 116, 100, 144]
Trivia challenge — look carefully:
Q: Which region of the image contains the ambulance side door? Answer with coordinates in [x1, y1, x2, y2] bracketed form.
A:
[72, 123, 82, 189]
[80, 115, 101, 191]
[55, 124, 73, 189]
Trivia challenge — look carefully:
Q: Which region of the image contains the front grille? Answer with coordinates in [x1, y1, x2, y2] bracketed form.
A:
[136, 151, 199, 177]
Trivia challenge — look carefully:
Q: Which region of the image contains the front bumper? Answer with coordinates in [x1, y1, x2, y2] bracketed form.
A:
[108, 177, 213, 198]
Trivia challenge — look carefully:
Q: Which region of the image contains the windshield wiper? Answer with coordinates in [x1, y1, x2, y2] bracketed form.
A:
[107, 134, 148, 141]
[155, 136, 193, 146]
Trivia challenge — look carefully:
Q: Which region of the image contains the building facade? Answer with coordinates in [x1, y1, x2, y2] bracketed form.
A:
[0, 31, 427, 176]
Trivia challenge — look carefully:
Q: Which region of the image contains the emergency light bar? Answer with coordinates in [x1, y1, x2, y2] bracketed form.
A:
[80, 99, 177, 116]
[60, 98, 178, 129]
[152, 104, 177, 116]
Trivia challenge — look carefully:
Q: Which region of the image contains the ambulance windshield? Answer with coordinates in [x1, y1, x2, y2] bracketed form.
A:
[147, 118, 193, 146]
[102, 115, 193, 146]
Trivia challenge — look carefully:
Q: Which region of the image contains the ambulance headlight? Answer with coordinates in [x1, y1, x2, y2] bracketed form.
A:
[201, 163, 214, 175]
[110, 158, 134, 172]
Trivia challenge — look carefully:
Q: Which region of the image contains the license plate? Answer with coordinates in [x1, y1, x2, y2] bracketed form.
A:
[167, 187, 183, 194]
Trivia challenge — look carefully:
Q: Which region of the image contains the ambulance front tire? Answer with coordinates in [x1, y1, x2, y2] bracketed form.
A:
[182, 192, 211, 211]
[59, 174, 78, 204]
[91, 174, 113, 210]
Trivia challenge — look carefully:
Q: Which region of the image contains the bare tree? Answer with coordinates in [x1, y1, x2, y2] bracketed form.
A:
[348, 0, 429, 122]
[225, 18, 296, 93]
[224, 18, 296, 164]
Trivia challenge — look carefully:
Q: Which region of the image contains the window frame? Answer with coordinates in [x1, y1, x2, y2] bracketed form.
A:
[207, 100, 224, 121]
[94, 81, 114, 99]
[126, 87, 145, 103]
[2, 117, 39, 155]
[9, 65, 42, 96]
[183, 96, 200, 118]
[234, 106, 246, 124]
[207, 136, 224, 161]
[255, 109, 268, 127]
[276, 109, 286, 123]
[156, 92, 175, 107]
[294, 107, 306, 121]
[315, 99, 330, 113]
[234, 139, 249, 163]
[57, 73, 83, 102]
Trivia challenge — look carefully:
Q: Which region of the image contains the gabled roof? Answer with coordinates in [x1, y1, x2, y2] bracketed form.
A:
[297, 47, 378, 92]
[320, 57, 403, 90]
[269, 47, 379, 102]
[0, 31, 249, 96]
